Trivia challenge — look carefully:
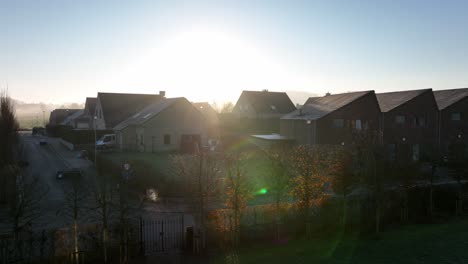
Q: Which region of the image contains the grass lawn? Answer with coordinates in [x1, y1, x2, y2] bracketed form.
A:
[214, 218, 468, 264]
[99, 151, 172, 176]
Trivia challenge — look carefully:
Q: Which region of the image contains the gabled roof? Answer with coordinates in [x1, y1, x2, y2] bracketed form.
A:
[98, 92, 162, 128]
[376, 89, 431, 112]
[114, 98, 187, 130]
[193, 102, 219, 123]
[237, 90, 296, 114]
[49, 109, 81, 125]
[60, 110, 84, 126]
[84, 97, 97, 116]
[282, 91, 373, 120]
[433, 88, 468, 110]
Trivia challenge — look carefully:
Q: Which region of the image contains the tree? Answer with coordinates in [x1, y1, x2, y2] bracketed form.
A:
[91, 162, 115, 264]
[0, 90, 19, 166]
[289, 145, 329, 234]
[220, 102, 234, 113]
[170, 152, 223, 252]
[330, 147, 354, 227]
[8, 171, 48, 258]
[266, 147, 290, 240]
[224, 155, 251, 247]
[58, 177, 88, 264]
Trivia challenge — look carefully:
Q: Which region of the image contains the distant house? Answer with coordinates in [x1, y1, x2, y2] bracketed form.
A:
[94, 92, 164, 130]
[376, 89, 438, 162]
[114, 97, 208, 153]
[193, 102, 220, 138]
[433, 88, 468, 160]
[281, 91, 380, 146]
[48, 109, 81, 126]
[60, 110, 85, 128]
[231, 90, 296, 133]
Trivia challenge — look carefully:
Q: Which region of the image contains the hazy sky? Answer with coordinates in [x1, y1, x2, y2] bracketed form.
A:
[1, 0, 468, 104]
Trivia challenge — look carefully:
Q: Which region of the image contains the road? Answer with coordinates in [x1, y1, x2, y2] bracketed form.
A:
[19, 132, 93, 230]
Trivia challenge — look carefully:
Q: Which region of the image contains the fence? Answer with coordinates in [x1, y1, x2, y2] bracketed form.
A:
[140, 214, 185, 255]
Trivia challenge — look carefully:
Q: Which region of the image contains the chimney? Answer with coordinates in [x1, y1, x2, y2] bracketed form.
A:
[159, 91, 166, 97]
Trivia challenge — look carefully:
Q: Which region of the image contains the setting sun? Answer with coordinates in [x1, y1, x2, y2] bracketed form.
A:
[117, 28, 310, 103]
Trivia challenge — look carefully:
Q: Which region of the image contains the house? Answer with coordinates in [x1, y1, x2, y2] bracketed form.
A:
[114, 97, 208, 153]
[76, 97, 98, 129]
[60, 110, 85, 128]
[48, 109, 81, 126]
[280, 91, 381, 146]
[231, 90, 296, 133]
[433, 88, 468, 160]
[94, 92, 164, 130]
[193, 102, 220, 138]
[376, 89, 438, 162]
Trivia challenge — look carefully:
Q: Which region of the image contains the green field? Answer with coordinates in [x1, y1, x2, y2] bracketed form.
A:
[215, 218, 468, 264]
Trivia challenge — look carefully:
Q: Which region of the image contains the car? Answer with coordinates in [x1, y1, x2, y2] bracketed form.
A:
[56, 168, 82, 179]
[39, 140, 48, 145]
[96, 134, 116, 149]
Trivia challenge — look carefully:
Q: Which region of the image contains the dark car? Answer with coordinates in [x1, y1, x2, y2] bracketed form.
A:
[56, 168, 83, 179]
[39, 139, 48, 145]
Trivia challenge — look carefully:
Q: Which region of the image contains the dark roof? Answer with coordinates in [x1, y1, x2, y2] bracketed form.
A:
[433, 88, 468, 110]
[376, 89, 431, 112]
[49, 109, 82, 125]
[282, 91, 373, 120]
[238, 90, 296, 114]
[84, 97, 97, 116]
[98, 92, 162, 128]
[114, 98, 187, 130]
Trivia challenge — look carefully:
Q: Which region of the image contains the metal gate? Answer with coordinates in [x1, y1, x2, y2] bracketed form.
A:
[139, 214, 185, 255]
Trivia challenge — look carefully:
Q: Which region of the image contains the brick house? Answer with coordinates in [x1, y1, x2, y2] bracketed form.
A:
[434, 88, 468, 160]
[231, 90, 296, 133]
[280, 91, 381, 146]
[376, 89, 438, 162]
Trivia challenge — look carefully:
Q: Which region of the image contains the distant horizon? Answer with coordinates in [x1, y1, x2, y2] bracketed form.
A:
[2, 1, 468, 104]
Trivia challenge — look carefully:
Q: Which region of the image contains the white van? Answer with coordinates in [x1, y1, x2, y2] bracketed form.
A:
[96, 134, 116, 149]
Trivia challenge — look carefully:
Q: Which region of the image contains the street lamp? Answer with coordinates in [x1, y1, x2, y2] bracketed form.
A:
[94, 116, 97, 165]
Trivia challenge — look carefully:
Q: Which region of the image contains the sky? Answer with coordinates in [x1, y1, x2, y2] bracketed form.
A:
[1, 0, 468, 104]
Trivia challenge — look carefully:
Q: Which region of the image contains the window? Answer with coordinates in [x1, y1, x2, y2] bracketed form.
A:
[164, 134, 171, 145]
[332, 119, 344, 128]
[395, 115, 406, 125]
[355, 120, 362, 130]
[139, 134, 144, 145]
[452, 112, 461, 121]
[418, 116, 426, 127]
[412, 144, 420, 161]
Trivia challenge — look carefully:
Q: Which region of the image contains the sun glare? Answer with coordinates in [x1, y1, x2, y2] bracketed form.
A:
[118, 28, 309, 103]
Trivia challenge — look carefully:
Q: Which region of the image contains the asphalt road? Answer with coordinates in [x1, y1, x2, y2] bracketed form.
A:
[19, 132, 90, 230]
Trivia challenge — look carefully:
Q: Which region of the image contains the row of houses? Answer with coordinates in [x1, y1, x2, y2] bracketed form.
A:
[50, 91, 220, 153]
[49, 87, 467, 161]
[235, 88, 468, 162]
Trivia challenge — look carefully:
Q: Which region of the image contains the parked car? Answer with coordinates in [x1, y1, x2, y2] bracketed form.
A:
[39, 139, 48, 145]
[96, 134, 116, 149]
[56, 168, 82, 179]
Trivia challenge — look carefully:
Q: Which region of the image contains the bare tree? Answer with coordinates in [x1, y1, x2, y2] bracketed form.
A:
[8, 171, 48, 257]
[58, 177, 88, 264]
[224, 155, 251, 247]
